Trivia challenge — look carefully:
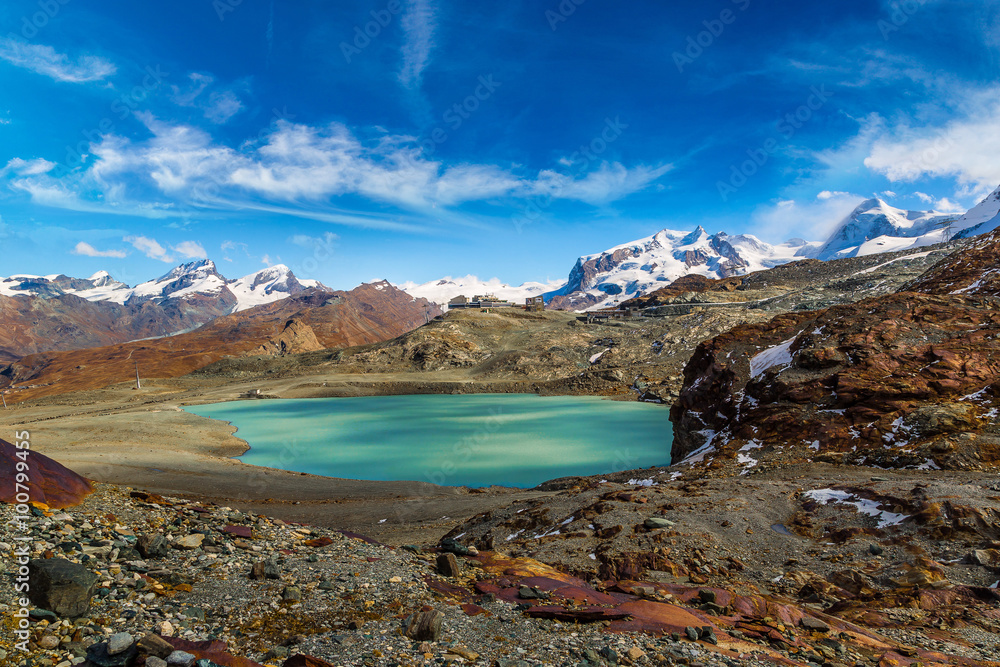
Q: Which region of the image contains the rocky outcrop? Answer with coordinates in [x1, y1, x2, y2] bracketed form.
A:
[905, 228, 1000, 296]
[670, 233, 1000, 471]
[0, 437, 93, 508]
[251, 319, 324, 357]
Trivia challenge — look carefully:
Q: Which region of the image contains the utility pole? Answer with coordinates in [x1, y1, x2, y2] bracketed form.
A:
[135, 362, 141, 390]
[1, 392, 6, 409]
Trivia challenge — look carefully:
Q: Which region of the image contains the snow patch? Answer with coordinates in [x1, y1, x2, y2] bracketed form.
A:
[804, 489, 910, 528]
[750, 336, 797, 378]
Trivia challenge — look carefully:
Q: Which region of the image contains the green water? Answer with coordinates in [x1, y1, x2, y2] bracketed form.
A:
[185, 394, 671, 488]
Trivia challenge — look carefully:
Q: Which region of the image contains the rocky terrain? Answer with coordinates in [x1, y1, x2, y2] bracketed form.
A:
[3, 226, 1000, 667]
[669, 230, 1000, 474]
[4, 445, 1000, 667]
[0, 282, 439, 404]
[190, 242, 962, 411]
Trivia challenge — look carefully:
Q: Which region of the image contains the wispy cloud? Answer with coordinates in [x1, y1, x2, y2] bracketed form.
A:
[72, 241, 127, 258]
[0, 38, 115, 83]
[2, 157, 55, 176]
[398, 0, 437, 90]
[3, 115, 669, 228]
[752, 191, 863, 243]
[170, 73, 245, 124]
[533, 162, 674, 206]
[124, 235, 174, 262]
[863, 87, 1000, 197]
[174, 240, 207, 259]
[289, 232, 338, 248]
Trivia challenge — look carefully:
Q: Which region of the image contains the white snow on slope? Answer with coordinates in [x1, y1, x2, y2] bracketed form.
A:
[548, 227, 820, 311]
[814, 198, 955, 260]
[750, 336, 797, 378]
[228, 265, 322, 312]
[951, 184, 1000, 239]
[396, 275, 564, 307]
[0, 260, 327, 312]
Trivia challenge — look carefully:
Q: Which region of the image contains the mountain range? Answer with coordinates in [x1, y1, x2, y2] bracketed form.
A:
[1, 280, 440, 403]
[0, 260, 325, 312]
[398, 183, 1000, 311]
[4, 185, 1000, 368]
[0, 261, 330, 363]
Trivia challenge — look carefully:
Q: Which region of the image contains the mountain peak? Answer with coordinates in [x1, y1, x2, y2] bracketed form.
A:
[156, 259, 221, 283]
[817, 197, 954, 260]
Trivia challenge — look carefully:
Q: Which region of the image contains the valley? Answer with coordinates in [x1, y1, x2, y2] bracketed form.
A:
[3, 195, 1000, 667]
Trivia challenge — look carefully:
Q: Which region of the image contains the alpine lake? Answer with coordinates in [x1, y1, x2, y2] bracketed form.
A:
[185, 394, 672, 489]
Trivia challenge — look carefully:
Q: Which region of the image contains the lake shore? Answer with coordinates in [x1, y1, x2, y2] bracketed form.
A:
[0, 371, 608, 543]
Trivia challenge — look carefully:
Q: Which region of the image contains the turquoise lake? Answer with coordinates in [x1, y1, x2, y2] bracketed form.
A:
[185, 394, 672, 488]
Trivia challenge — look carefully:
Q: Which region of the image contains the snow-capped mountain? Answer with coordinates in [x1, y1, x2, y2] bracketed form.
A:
[229, 265, 324, 312]
[951, 185, 1000, 239]
[813, 198, 956, 260]
[396, 275, 564, 307]
[0, 260, 326, 312]
[545, 228, 820, 311]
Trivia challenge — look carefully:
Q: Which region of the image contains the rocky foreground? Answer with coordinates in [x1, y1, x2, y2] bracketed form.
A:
[3, 465, 1000, 667]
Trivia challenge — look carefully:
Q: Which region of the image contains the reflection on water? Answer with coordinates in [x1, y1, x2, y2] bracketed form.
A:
[185, 394, 672, 488]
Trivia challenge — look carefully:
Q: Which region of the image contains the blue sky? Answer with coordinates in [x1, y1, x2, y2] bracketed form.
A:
[1, 0, 999, 288]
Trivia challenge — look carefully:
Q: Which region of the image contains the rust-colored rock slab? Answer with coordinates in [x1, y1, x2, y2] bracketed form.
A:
[0, 437, 93, 509]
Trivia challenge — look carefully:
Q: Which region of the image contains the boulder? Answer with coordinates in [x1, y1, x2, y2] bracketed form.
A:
[137, 533, 170, 559]
[971, 549, 1000, 569]
[403, 608, 444, 641]
[28, 558, 98, 617]
[250, 559, 280, 580]
[136, 634, 175, 659]
[172, 534, 204, 550]
[436, 553, 461, 578]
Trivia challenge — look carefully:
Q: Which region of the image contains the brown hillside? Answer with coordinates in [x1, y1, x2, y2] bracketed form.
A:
[0, 281, 439, 403]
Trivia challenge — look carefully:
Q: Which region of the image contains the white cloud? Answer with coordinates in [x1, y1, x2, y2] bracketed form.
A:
[817, 190, 851, 200]
[204, 90, 244, 124]
[398, 0, 437, 90]
[173, 240, 207, 259]
[881, 190, 897, 198]
[863, 88, 1000, 196]
[752, 191, 863, 243]
[4, 116, 668, 224]
[261, 254, 274, 267]
[914, 191, 934, 204]
[0, 38, 115, 83]
[932, 197, 966, 213]
[532, 162, 673, 205]
[72, 241, 127, 258]
[124, 235, 174, 263]
[2, 157, 55, 176]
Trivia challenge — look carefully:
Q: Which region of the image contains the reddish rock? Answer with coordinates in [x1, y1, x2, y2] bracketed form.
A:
[223, 525, 252, 539]
[301, 537, 333, 548]
[671, 292, 1000, 470]
[460, 603, 488, 617]
[2, 283, 441, 404]
[0, 438, 92, 509]
[163, 637, 264, 667]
